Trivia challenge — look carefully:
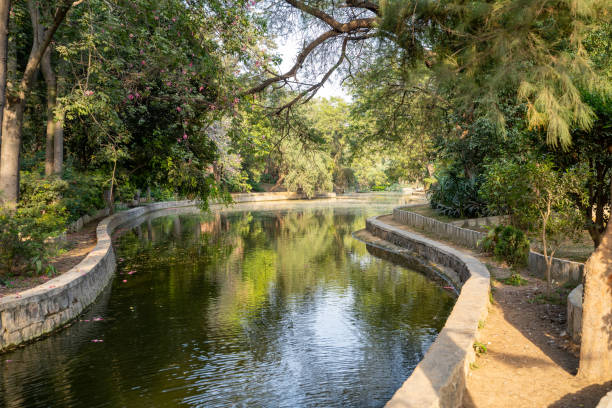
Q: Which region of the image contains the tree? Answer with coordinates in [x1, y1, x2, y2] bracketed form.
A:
[0, 0, 74, 205]
[0, 0, 10, 140]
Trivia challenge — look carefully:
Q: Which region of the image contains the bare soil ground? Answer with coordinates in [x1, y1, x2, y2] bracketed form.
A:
[375, 215, 612, 408]
[0, 222, 98, 298]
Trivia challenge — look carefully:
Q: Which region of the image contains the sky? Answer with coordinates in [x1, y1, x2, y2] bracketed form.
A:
[275, 35, 351, 101]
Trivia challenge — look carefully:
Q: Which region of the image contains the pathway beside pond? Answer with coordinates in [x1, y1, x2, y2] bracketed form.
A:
[375, 214, 612, 408]
[0, 221, 98, 298]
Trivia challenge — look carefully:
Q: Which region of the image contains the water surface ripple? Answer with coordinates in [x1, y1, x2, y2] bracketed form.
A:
[0, 201, 454, 407]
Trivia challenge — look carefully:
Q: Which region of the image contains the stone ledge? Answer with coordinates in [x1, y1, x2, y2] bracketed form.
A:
[365, 216, 490, 408]
[567, 284, 583, 343]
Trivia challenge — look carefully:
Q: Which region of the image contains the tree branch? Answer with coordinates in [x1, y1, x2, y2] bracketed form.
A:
[274, 37, 349, 114]
[19, 0, 73, 100]
[242, 29, 342, 95]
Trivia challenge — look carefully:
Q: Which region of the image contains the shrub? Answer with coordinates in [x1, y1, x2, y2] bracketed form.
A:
[60, 168, 106, 221]
[479, 225, 530, 267]
[428, 169, 490, 218]
[0, 207, 56, 276]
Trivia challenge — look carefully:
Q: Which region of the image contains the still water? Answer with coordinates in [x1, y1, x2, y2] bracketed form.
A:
[0, 200, 454, 407]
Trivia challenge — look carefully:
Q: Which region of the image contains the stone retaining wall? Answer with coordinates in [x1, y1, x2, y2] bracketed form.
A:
[567, 284, 583, 343]
[366, 216, 490, 408]
[67, 208, 112, 234]
[231, 191, 336, 202]
[393, 207, 585, 283]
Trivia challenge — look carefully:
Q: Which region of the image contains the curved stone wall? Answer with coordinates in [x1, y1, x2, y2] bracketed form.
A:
[366, 216, 490, 408]
[393, 207, 584, 283]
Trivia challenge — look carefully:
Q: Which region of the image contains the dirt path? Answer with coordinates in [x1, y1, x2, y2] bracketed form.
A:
[0, 222, 98, 298]
[375, 215, 612, 408]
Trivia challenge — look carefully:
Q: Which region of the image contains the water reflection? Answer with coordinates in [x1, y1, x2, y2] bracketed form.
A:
[0, 203, 454, 408]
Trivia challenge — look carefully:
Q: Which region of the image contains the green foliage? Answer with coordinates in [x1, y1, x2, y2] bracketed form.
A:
[60, 169, 106, 221]
[379, 0, 610, 147]
[428, 170, 489, 218]
[479, 225, 530, 267]
[473, 341, 488, 355]
[504, 273, 528, 286]
[479, 159, 536, 228]
[281, 139, 333, 198]
[19, 172, 69, 236]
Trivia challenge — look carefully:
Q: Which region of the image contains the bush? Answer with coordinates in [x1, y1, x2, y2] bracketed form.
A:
[428, 170, 490, 218]
[0, 207, 57, 277]
[480, 225, 530, 267]
[60, 168, 106, 221]
[19, 171, 69, 235]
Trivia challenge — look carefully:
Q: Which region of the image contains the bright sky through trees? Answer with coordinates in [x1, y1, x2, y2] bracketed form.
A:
[276, 34, 350, 100]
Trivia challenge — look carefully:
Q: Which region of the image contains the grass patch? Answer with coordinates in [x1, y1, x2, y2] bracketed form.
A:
[504, 273, 528, 286]
[527, 291, 566, 306]
[473, 341, 488, 355]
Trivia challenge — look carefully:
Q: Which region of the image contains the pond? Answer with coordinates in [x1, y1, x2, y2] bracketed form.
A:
[0, 199, 454, 407]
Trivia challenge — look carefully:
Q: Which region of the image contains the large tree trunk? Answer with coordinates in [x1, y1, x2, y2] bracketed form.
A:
[0, 98, 24, 203]
[578, 182, 612, 380]
[0, 0, 10, 139]
[53, 108, 63, 175]
[0, 0, 73, 204]
[41, 45, 57, 176]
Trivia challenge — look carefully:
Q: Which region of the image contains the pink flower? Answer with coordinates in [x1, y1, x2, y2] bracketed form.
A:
[128, 94, 134, 100]
[154, 15, 159, 20]
[166, 81, 172, 86]
[135, 92, 141, 98]
[172, 17, 176, 22]
[199, 86, 204, 91]
[161, 69, 165, 73]
[233, 97, 239, 104]
[84, 90, 94, 96]
[183, 133, 188, 140]
[189, 62, 193, 67]
[122, 279, 127, 283]
[177, 138, 181, 143]
[255, 60, 261, 67]
[140, 49, 144, 55]
[141, 60, 146, 65]
[176, 106, 182, 112]
[129, 33, 134, 38]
